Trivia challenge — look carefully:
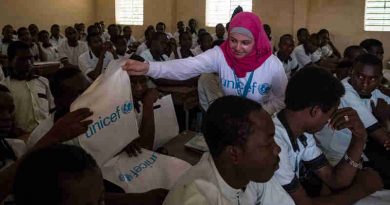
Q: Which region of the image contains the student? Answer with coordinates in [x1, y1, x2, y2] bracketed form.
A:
[212, 23, 227, 42]
[78, 33, 116, 81]
[87, 25, 100, 35]
[113, 35, 132, 59]
[193, 32, 213, 56]
[174, 21, 185, 44]
[315, 54, 390, 188]
[263, 24, 275, 51]
[105, 24, 119, 42]
[360, 38, 384, 61]
[49, 24, 64, 48]
[176, 31, 196, 59]
[17, 27, 47, 62]
[123, 25, 137, 47]
[163, 96, 294, 205]
[293, 33, 322, 69]
[135, 27, 155, 55]
[58, 27, 88, 68]
[140, 32, 170, 62]
[297, 28, 310, 45]
[198, 72, 223, 112]
[38, 30, 59, 62]
[274, 66, 384, 205]
[318, 29, 341, 59]
[3, 41, 54, 133]
[75, 22, 87, 41]
[156, 22, 173, 39]
[335, 45, 366, 80]
[188, 18, 199, 49]
[28, 24, 39, 43]
[276, 34, 299, 78]
[0, 25, 15, 57]
[123, 12, 287, 114]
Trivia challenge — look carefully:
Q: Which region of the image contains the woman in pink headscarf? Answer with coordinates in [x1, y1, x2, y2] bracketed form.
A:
[123, 12, 287, 114]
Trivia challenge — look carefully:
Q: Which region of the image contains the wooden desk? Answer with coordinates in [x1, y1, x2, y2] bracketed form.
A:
[164, 131, 202, 165]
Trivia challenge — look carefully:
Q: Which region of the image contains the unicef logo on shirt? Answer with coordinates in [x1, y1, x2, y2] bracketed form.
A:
[258, 83, 271, 95]
[121, 101, 133, 114]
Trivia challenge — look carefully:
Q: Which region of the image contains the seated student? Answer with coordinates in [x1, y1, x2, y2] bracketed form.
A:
[58, 27, 89, 68]
[335, 45, 366, 80]
[113, 35, 133, 59]
[176, 31, 196, 59]
[123, 25, 138, 47]
[212, 23, 227, 42]
[27, 24, 39, 43]
[263, 24, 276, 51]
[3, 41, 54, 133]
[297, 28, 310, 45]
[49, 24, 65, 48]
[105, 24, 120, 42]
[17, 27, 47, 62]
[174, 21, 185, 44]
[188, 18, 199, 49]
[76, 22, 87, 41]
[360, 38, 384, 61]
[274, 66, 384, 205]
[156, 22, 173, 39]
[0, 25, 15, 57]
[136, 26, 155, 55]
[87, 24, 100, 35]
[315, 54, 390, 188]
[293, 33, 322, 69]
[140, 32, 170, 62]
[38, 30, 59, 62]
[193, 32, 213, 56]
[317, 29, 341, 59]
[275, 34, 299, 78]
[163, 96, 295, 205]
[78, 33, 116, 81]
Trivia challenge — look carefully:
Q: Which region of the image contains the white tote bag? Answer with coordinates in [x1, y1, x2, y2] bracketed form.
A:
[101, 149, 191, 193]
[70, 59, 139, 166]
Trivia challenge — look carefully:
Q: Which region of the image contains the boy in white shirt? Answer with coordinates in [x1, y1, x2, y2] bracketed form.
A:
[78, 33, 116, 81]
[275, 66, 385, 205]
[156, 22, 173, 39]
[113, 35, 133, 59]
[212, 23, 227, 42]
[293, 34, 321, 69]
[173, 21, 185, 44]
[164, 96, 295, 205]
[135, 27, 155, 55]
[360, 38, 384, 61]
[193, 32, 213, 56]
[38, 30, 59, 62]
[140, 32, 170, 62]
[296, 28, 310, 46]
[17, 27, 47, 62]
[106, 24, 120, 42]
[317, 29, 341, 60]
[58, 27, 88, 68]
[123, 26, 138, 48]
[0, 25, 14, 57]
[276, 34, 299, 78]
[49, 24, 64, 48]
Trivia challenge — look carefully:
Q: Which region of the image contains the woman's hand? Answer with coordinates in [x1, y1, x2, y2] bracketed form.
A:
[122, 60, 149, 76]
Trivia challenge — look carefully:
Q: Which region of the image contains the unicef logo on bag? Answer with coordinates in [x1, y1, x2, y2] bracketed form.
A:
[258, 83, 271, 95]
[121, 101, 133, 114]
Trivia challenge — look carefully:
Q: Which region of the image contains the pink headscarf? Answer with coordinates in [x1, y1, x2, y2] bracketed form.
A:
[220, 12, 272, 78]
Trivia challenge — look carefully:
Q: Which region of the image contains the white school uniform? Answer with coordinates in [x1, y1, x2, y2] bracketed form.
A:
[212, 33, 228, 41]
[140, 49, 170, 62]
[3, 77, 55, 132]
[49, 36, 65, 48]
[173, 31, 181, 44]
[126, 36, 137, 47]
[163, 152, 295, 205]
[315, 78, 390, 165]
[78, 50, 114, 81]
[176, 47, 196, 59]
[165, 32, 174, 39]
[191, 32, 198, 49]
[273, 114, 328, 193]
[293, 45, 321, 69]
[275, 51, 299, 78]
[0, 40, 12, 56]
[135, 42, 148, 56]
[198, 73, 223, 111]
[192, 45, 204, 56]
[146, 46, 287, 114]
[101, 31, 111, 42]
[30, 43, 40, 61]
[57, 39, 89, 66]
[320, 44, 333, 58]
[40, 43, 59, 62]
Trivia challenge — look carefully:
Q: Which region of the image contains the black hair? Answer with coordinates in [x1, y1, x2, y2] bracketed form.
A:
[2, 25, 13, 34]
[87, 25, 99, 35]
[129, 54, 145, 62]
[38, 30, 49, 38]
[151, 31, 168, 42]
[51, 24, 59, 29]
[285, 66, 345, 112]
[353, 53, 383, 72]
[308, 33, 321, 47]
[318, 29, 329, 35]
[144, 26, 155, 38]
[16, 27, 28, 37]
[213, 39, 225, 47]
[202, 96, 263, 157]
[14, 144, 98, 205]
[86, 32, 101, 44]
[279, 34, 293, 44]
[297, 28, 309, 36]
[49, 68, 82, 98]
[343, 45, 365, 60]
[216, 23, 224, 28]
[7, 41, 30, 61]
[111, 35, 126, 44]
[156, 22, 166, 29]
[360, 39, 383, 53]
[198, 32, 212, 43]
[108, 24, 117, 31]
[179, 31, 191, 41]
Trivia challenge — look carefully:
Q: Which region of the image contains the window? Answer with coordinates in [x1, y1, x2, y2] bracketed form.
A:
[115, 0, 143, 25]
[206, 0, 252, 27]
[365, 0, 390, 31]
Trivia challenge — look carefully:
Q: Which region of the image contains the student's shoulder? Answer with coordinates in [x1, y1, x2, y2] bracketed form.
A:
[272, 116, 291, 146]
[35, 76, 50, 85]
[78, 50, 90, 60]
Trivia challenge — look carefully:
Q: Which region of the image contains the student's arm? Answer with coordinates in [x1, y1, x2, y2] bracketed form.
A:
[314, 108, 366, 189]
[369, 128, 390, 150]
[328, 41, 342, 59]
[86, 52, 106, 81]
[36, 43, 48, 62]
[138, 88, 159, 150]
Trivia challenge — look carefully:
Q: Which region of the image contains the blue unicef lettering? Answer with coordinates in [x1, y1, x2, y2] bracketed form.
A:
[118, 152, 158, 182]
[258, 83, 271, 95]
[85, 100, 134, 138]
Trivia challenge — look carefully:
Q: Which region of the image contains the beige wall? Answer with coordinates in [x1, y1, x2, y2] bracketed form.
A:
[0, 0, 95, 31]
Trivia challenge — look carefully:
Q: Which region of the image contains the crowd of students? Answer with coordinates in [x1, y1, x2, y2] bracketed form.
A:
[0, 8, 390, 205]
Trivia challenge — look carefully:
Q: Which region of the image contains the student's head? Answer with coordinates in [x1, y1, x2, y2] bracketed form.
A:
[156, 22, 166, 33]
[50, 68, 90, 111]
[17, 27, 32, 44]
[99, 21, 105, 31]
[79, 23, 86, 32]
[304, 33, 321, 54]
[2, 25, 14, 41]
[263, 24, 271, 40]
[38, 30, 50, 44]
[318, 29, 330, 46]
[297, 28, 310, 44]
[129, 55, 147, 100]
[179, 31, 192, 50]
[0, 84, 15, 137]
[14, 144, 104, 205]
[188, 18, 197, 31]
[343, 45, 366, 62]
[278, 34, 295, 57]
[87, 33, 103, 54]
[108, 24, 119, 38]
[65, 27, 79, 43]
[360, 38, 384, 61]
[7, 41, 34, 78]
[285, 66, 345, 133]
[87, 25, 100, 35]
[350, 54, 383, 97]
[94, 22, 103, 35]
[144, 26, 155, 42]
[28, 24, 39, 37]
[50, 24, 61, 37]
[112, 35, 128, 55]
[203, 96, 280, 183]
[123, 26, 132, 38]
[198, 32, 213, 52]
[215, 23, 225, 39]
[150, 32, 169, 55]
[177, 21, 185, 32]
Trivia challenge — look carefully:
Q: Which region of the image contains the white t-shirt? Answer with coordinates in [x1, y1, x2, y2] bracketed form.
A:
[58, 39, 89, 66]
[176, 47, 196, 59]
[273, 114, 327, 193]
[135, 42, 148, 56]
[0, 40, 11, 56]
[163, 153, 295, 205]
[147, 46, 287, 114]
[191, 33, 198, 49]
[315, 78, 390, 165]
[275, 51, 299, 78]
[126, 36, 137, 47]
[320, 44, 333, 58]
[78, 50, 114, 81]
[49, 36, 65, 49]
[293, 45, 321, 69]
[40, 43, 59, 62]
